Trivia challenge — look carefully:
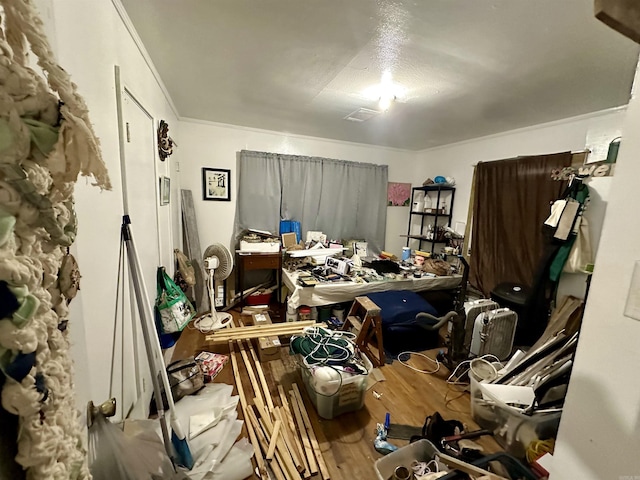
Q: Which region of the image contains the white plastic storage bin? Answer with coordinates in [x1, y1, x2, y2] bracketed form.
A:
[374, 439, 444, 480]
[470, 377, 562, 460]
[299, 353, 372, 419]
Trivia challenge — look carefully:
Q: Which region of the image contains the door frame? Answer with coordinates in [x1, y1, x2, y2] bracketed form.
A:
[114, 65, 163, 419]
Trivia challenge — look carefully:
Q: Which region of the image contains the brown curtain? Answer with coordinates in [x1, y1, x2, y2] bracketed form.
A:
[469, 152, 572, 296]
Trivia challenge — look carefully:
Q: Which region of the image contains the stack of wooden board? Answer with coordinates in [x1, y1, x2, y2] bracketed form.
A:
[227, 318, 331, 479]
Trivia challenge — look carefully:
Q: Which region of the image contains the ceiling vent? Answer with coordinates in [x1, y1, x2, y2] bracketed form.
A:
[344, 108, 380, 122]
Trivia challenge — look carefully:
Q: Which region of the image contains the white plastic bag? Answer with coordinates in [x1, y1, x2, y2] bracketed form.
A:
[88, 413, 177, 480]
[563, 217, 593, 273]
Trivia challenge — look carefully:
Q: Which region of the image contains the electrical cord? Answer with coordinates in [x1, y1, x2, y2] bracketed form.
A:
[411, 459, 440, 476]
[397, 352, 502, 382]
[292, 326, 357, 368]
[396, 352, 504, 415]
[397, 351, 440, 374]
[526, 438, 555, 464]
[445, 355, 503, 385]
[291, 326, 368, 398]
[444, 386, 469, 413]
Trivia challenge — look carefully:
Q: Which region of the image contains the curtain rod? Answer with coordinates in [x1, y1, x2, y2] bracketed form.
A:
[471, 149, 591, 167]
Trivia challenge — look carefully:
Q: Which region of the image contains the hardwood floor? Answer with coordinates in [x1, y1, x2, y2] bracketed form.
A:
[172, 309, 501, 480]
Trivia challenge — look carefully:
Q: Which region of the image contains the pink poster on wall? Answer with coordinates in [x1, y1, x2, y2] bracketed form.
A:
[387, 182, 411, 206]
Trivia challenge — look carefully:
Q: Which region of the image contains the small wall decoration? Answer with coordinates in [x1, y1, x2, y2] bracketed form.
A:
[202, 168, 231, 201]
[157, 120, 173, 161]
[387, 182, 411, 206]
[160, 176, 170, 205]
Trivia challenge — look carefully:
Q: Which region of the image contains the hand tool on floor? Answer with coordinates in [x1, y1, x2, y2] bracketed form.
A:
[440, 429, 492, 454]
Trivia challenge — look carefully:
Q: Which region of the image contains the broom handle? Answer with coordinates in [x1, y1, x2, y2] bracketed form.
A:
[125, 219, 181, 421]
[121, 219, 174, 459]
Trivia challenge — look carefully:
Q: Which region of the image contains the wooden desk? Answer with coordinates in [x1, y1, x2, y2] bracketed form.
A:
[236, 251, 282, 308]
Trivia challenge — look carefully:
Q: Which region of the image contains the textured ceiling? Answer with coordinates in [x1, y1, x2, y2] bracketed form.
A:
[120, 0, 640, 150]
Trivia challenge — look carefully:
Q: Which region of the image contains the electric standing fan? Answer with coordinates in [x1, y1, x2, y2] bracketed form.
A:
[194, 243, 234, 332]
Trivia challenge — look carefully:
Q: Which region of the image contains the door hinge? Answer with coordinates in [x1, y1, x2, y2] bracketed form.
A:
[126, 122, 131, 142]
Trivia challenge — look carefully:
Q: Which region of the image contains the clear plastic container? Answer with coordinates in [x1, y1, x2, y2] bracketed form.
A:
[470, 377, 562, 460]
[374, 439, 444, 480]
[299, 353, 372, 419]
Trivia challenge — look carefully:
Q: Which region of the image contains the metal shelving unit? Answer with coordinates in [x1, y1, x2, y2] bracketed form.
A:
[403, 185, 455, 254]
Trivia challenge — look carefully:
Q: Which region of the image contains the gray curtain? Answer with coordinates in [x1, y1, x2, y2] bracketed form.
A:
[234, 150, 388, 252]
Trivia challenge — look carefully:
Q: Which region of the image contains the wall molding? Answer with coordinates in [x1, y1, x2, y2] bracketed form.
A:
[179, 116, 413, 156]
[417, 105, 629, 155]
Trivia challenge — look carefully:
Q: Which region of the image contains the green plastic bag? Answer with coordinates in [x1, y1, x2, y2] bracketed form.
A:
[155, 267, 195, 333]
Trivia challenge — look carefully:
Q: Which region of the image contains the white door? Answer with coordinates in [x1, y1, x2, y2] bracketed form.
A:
[115, 70, 162, 420]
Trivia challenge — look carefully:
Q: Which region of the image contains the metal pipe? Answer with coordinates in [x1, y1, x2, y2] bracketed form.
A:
[121, 216, 175, 464]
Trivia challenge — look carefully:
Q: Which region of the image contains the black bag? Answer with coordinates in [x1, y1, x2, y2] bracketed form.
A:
[409, 411, 464, 444]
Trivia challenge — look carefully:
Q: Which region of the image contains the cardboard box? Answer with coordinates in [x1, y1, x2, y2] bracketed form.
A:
[195, 351, 228, 382]
[250, 312, 281, 362]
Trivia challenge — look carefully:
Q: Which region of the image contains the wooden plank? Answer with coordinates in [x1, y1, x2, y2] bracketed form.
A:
[277, 384, 297, 433]
[180, 189, 208, 312]
[292, 383, 330, 480]
[437, 452, 509, 480]
[228, 342, 268, 479]
[266, 419, 282, 460]
[288, 389, 318, 476]
[345, 315, 362, 332]
[354, 296, 381, 314]
[254, 399, 300, 479]
[247, 406, 286, 480]
[221, 320, 317, 335]
[238, 316, 275, 412]
[237, 340, 266, 411]
[251, 409, 292, 480]
[274, 406, 305, 475]
[595, 0, 640, 44]
[277, 385, 309, 476]
[246, 339, 275, 411]
[213, 321, 317, 335]
[205, 321, 319, 342]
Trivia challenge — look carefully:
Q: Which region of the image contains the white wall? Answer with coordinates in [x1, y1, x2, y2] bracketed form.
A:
[46, 0, 181, 415]
[414, 107, 627, 299]
[551, 58, 640, 480]
[178, 119, 418, 265]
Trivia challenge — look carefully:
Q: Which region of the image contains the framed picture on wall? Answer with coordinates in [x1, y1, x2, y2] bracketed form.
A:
[202, 167, 231, 201]
[159, 176, 170, 205]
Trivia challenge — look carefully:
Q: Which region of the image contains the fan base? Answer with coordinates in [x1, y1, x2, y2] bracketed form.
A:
[194, 312, 232, 333]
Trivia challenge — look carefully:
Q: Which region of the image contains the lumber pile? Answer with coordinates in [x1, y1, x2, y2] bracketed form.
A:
[206, 321, 320, 344]
[227, 319, 331, 479]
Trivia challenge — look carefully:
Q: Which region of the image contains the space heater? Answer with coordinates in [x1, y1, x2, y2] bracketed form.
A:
[470, 308, 518, 361]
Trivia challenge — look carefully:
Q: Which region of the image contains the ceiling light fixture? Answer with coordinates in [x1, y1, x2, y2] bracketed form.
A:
[379, 92, 396, 112]
[362, 69, 403, 113]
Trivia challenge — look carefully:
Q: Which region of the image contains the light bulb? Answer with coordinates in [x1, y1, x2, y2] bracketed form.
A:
[379, 93, 395, 112]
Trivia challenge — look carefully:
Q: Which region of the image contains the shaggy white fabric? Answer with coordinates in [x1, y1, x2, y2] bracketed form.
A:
[0, 0, 112, 478]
